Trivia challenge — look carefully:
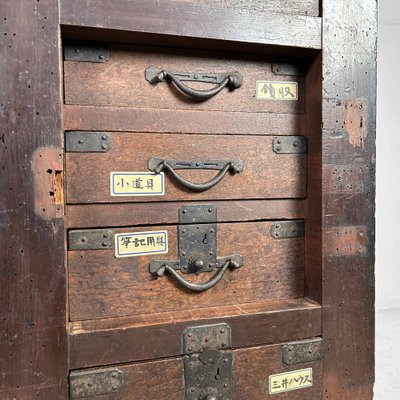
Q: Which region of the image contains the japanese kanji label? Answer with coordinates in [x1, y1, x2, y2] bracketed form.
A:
[115, 231, 168, 258]
[256, 81, 298, 101]
[110, 172, 165, 196]
[269, 368, 313, 394]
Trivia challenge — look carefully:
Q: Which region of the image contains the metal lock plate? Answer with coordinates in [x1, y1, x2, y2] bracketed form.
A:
[179, 205, 217, 274]
[183, 324, 233, 400]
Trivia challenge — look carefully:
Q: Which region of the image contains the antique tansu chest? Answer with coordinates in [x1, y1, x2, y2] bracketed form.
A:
[1, 1, 376, 399]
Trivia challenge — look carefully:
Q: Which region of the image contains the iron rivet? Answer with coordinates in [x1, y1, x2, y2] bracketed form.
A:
[190, 388, 195, 393]
[288, 346, 294, 351]
[194, 74, 199, 79]
[81, 237, 87, 243]
[112, 385, 118, 391]
[277, 139, 281, 144]
[188, 333, 192, 337]
[111, 372, 118, 378]
[208, 208, 213, 213]
[288, 357, 293, 362]
[210, 229, 214, 234]
[309, 349, 313, 354]
[101, 144, 107, 150]
[99, 54, 104, 60]
[182, 229, 186, 234]
[275, 233, 279, 237]
[182, 252, 186, 256]
[205, 337, 210, 342]
[74, 48, 80, 53]
[209, 251, 213, 255]
[223, 383, 228, 388]
[182, 209, 187, 214]
[337, 175, 343, 181]
[188, 346, 193, 352]
[183, 266, 188, 270]
[78, 139, 84, 144]
[223, 358, 228, 363]
[102, 135, 107, 140]
[221, 343, 226, 347]
[275, 224, 280, 229]
[292, 228, 297, 233]
[102, 241, 108, 247]
[196, 162, 200, 166]
[220, 329, 225, 334]
[277, 146, 282, 151]
[103, 233, 108, 238]
[87, 382, 93, 387]
[293, 141, 299, 147]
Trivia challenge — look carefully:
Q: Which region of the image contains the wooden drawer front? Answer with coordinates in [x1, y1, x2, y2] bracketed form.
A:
[64, 44, 305, 114]
[68, 220, 304, 321]
[66, 133, 306, 203]
[69, 342, 322, 400]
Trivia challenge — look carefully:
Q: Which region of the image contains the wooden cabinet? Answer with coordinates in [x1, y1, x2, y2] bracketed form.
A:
[1, 1, 376, 399]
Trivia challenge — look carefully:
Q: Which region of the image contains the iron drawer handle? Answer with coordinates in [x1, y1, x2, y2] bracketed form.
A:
[145, 66, 243, 101]
[148, 157, 244, 192]
[151, 257, 242, 293]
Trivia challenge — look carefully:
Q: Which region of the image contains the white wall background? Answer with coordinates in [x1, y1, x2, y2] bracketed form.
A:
[375, 0, 400, 398]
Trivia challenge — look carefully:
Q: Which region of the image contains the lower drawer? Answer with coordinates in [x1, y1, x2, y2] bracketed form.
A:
[69, 339, 323, 400]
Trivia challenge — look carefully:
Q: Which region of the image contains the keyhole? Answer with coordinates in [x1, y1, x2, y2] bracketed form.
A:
[203, 234, 208, 244]
[215, 367, 221, 381]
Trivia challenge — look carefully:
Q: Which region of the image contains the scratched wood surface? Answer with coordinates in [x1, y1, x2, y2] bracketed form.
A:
[66, 132, 307, 204]
[60, 0, 322, 50]
[64, 44, 305, 113]
[69, 342, 323, 400]
[69, 298, 321, 368]
[69, 221, 304, 321]
[321, 1, 376, 399]
[0, 1, 68, 399]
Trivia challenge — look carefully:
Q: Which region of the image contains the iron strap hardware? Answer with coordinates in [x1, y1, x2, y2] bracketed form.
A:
[65, 131, 111, 153]
[68, 229, 113, 250]
[183, 323, 233, 400]
[69, 368, 123, 399]
[64, 42, 109, 63]
[270, 220, 304, 239]
[148, 157, 244, 192]
[272, 136, 307, 154]
[282, 338, 323, 365]
[145, 66, 243, 101]
[149, 205, 244, 292]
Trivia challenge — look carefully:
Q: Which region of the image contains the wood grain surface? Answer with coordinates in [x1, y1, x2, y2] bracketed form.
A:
[69, 221, 304, 321]
[69, 342, 323, 400]
[60, 1, 322, 50]
[64, 44, 305, 113]
[66, 132, 307, 203]
[0, 1, 68, 399]
[322, 0, 376, 399]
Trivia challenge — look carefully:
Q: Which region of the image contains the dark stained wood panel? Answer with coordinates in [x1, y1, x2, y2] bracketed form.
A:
[66, 199, 306, 228]
[0, 1, 68, 399]
[60, 1, 322, 50]
[322, 0, 376, 399]
[64, 44, 305, 114]
[63, 105, 306, 136]
[69, 298, 321, 368]
[70, 342, 323, 399]
[69, 221, 305, 321]
[66, 132, 307, 204]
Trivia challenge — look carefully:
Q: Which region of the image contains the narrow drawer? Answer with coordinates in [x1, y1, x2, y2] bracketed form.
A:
[65, 132, 307, 203]
[68, 219, 304, 321]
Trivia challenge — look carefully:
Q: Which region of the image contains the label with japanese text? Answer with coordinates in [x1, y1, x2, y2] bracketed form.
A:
[110, 172, 165, 196]
[256, 81, 298, 101]
[269, 368, 313, 394]
[115, 231, 168, 258]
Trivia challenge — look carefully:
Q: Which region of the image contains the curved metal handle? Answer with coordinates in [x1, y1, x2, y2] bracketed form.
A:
[145, 66, 243, 101]
[152, 258, 241, 293]
[148, 158, 244, 192]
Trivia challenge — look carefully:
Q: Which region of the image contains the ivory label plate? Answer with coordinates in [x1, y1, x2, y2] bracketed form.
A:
[269, 368, 313, 394]
[115, 231, 168, 258]
[256, 81, 298, 100]
[110, 172, 164, 196]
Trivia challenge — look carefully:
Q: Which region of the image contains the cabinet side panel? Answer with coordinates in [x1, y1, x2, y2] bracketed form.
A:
[0, 1, 67, 399]
[322, 0, 376, 399]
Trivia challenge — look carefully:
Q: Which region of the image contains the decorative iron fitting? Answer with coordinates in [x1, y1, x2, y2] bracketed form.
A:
[65, 131, 111, 153]
[282, 338, 323, 366]
[273, 136, 307, 154]
[270, 220, 304, 239]
[68, 229, 113, 250]
[64, 42, 109, 63]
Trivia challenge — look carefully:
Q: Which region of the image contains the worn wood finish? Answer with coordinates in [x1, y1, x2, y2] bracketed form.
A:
[69, 221, 304, 321]
[69, 298, 321, 369]
[66, 132, 306, 204]
[63, 105, 306, 136]
[176, 0, 319, 16]
[64, 44, 305, 114]
[70, 342, 323, 400]
[66, 199, 306, 228]
[322, 0, 376, 399]
[60, 1, 322, 50]
[0, 1, 68, 399]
